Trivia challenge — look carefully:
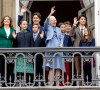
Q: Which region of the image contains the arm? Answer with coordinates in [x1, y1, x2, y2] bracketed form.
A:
[68, 36, 73, 47]
[44, 6, 56, 32]
[30, 33, 34, 47]
[70, 17, 78, 37]
[18, 6, 27, 26]
[91, 38, 95, 46]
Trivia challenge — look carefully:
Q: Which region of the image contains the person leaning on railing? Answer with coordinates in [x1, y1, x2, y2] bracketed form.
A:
[0, 16, 16, 86]
[79, 28, 95, 84]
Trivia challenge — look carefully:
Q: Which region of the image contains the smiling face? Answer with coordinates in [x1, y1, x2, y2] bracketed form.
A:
[65, 24, 72, 33]
[60, 24, 65, 34]
[49, 16, 57, 26]
[20, 21, 28, 30]
[78, 16, 86, 26]
[32, 15, 41, 24]
[3, 16, 10, 26]
[32, 24, 40, 34]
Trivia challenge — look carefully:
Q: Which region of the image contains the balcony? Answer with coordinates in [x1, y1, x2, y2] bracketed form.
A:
[0, 47, 100, 90]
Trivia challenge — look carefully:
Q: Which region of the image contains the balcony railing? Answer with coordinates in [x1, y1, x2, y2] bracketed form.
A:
[0, 47, 99, 88]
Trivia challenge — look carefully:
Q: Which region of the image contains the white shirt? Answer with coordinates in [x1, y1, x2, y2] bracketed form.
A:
[4, 28, 10, 38]
[79, 26, 85, 36]
[33, 31, 39, 41]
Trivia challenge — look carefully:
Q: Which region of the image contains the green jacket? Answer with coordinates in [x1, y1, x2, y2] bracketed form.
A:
[0, 26, 16, 48]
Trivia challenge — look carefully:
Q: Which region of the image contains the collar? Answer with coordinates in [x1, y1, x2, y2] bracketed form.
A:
[33, 30, 39, 35]
[79, 26, 85, 30]
[20, 30, 27, 33]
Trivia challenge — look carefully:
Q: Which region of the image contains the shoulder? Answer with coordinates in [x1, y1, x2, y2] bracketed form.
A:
[56, 27, 61, 32]
[11, 28, 16, 32]
[75, 27, 80, 31]
[26, 32, 33, 36]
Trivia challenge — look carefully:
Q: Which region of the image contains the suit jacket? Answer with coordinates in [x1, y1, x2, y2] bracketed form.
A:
[33, 31, 46, 47]
[70, 26, 84, 47]
[63, 34, 72, 47]
[44, 18, 61, 46]
[0, 26, 16, 48]
[14, 32, 33, 47]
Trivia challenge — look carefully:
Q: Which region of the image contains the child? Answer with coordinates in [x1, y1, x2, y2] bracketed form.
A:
[59, 22, 72, 86]
[32, 23, 45, 86]
[79, 28, 95, 84]
[13, 20, 34, 84]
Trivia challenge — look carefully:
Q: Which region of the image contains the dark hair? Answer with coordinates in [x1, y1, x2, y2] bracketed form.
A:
[32, 23, 40, 29]
[78, 14, 87, 21]
[64, 21, 72, 27]
[82, 28, 93, 42]
[20, 20, 27, 25]
[0, 16, 14, 29]
[58, 22, 64, 27]
[32, 12, 41, 20]
[19, 20, 27, 30]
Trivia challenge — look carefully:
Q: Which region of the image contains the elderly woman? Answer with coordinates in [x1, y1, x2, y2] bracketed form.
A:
[0, 16, 16, 86]
[44, 6, 65, 86]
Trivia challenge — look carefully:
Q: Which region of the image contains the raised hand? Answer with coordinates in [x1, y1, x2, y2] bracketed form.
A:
[60, 44, 63, 47]
[40, 31, 44, 39]
[73, 17, 78, 25]
[48, 6, 56, 18]
[12, 31, 17, 39]
[50, 6, 56, 15]
[21, 6, 27, 13]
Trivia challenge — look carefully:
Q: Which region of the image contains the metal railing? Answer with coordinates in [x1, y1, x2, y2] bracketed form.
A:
[0, 47, 99, 88]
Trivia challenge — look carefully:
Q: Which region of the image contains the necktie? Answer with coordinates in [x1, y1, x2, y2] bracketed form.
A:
[81, 29, 83, 36]
[34, 34, 36, 41]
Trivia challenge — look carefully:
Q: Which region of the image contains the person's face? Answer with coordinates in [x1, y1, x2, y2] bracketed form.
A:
[33, 15, 41, 24]
[65, 24, 72, 32]
[78, 16, 86, 25]
[49, 17, 57, 26]
[3, 17, 10, 26]
[84, 28, 88, 36]
[20, 21, 28, 30]
[60, 25, 65, 34]
[32, 25, 39, 33]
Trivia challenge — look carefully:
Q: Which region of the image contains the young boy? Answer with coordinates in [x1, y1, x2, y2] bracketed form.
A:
[32, 23, 45, 86]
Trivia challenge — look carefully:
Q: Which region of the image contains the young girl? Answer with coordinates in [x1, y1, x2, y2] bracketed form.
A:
[79, 28, 95, 84]
[13, 20, 34, 83]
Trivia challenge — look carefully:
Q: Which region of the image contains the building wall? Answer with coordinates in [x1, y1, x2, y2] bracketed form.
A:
[0, 0, 16, 29]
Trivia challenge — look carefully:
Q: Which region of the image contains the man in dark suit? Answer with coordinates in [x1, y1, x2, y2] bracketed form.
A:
[70, 15, 87, 86]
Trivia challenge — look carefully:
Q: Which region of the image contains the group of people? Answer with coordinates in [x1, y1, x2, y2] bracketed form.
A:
[0, 6, 95, 86]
